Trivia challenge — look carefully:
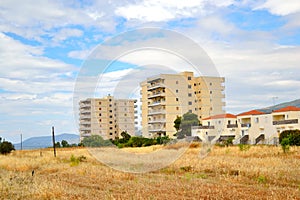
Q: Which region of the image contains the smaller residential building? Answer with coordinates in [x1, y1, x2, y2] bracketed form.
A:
[192, 106, 300, 145]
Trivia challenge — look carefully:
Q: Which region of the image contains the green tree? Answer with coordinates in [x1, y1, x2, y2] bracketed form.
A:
[279, 130, 300, 146]
[174, 112, 200, 139]
[121, 131, 131, 141]
[82, 135, 112, 147]
[0, 138, 15, 155]
[173, 116, 182, 132]
[61, 140, 69, 148]
[55, 142, 61, 148]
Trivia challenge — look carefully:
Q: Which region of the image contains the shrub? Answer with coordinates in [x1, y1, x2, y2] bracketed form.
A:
[238, 144, 251, 151]
[82, 135, 112, 147]
[279, 130, 300, 146]
[280, 137, 290, 153]
[70, 155, 87, 166]
[0, 138, 15, 155]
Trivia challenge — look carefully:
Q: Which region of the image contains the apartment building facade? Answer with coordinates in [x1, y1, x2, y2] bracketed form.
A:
[140, 71, 225, 138]
[191, 106, 300, 145]
[79, 95, 136, 140]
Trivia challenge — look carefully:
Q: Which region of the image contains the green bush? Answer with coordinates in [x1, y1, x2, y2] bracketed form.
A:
[0, 138, 15, 155]
[280, 138, 290, 153]
[279, 130, 300, 146]
[81, 135, 112, 147]
[238, 144, 251, 151]
[70, 155, 87, 166]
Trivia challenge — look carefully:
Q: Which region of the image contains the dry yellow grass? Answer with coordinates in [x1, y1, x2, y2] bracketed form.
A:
[0, 145, 299, 200]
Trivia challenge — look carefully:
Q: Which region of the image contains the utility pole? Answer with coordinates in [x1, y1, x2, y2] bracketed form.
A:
[52, 126, 56, 157]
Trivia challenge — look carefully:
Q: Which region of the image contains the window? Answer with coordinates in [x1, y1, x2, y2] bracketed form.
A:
[176, 89, 178, 93]
[176, 107, 179, 110]
[109, 99, 112, 102]
[194, 83, 196, 86]
[210, 91, 212, 94]
[228, 120, 231, 125]
[210, 83, 212, 86]
[189, 110, 192, 113]
[176, 98, 179, 102]
[208, 122, 210, 126]
[110, 115, 113, 118]
[109, 104, 112, 107]
[110, 132, 113, 135]
[188, 101, 192, 105]
[176, 81, 178, 84]
[188, 93, 192, 97]
[110, 127, 113, 130]
[188, 85, 191, 89]
[99, 108, 101, 110]
[99, 113, 101, 116]
[255, 118, 259, 123]
[99, 102, 101, 105]
[188, 76, 191, 80]
[195, 108, 198, 111]
[99, 119, 102, 122]
[109, 110, 112, 113]
[109, 121, 112, 124]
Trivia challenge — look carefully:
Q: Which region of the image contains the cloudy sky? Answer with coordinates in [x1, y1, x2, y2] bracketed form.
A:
[1, 0, 300, 142]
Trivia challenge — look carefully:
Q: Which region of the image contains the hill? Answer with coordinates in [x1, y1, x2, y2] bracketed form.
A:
[14, 133, 80, 150]
[259, 98, 300, 113]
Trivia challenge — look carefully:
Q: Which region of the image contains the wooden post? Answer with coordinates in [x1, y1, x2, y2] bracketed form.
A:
[52, 126, 56, 157]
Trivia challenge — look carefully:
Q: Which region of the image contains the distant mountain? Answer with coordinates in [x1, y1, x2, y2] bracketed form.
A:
[14, 133, 80, 150]
[259, 99, 300, 113]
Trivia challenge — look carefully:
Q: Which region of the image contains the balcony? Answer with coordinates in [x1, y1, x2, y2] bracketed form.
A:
[241, 123, 251, 128]
[148, 91, 166, 99]
[148, 110, 166, 115]
[255, 134, 265, 144]
[149, 128, 166, 132]
[79, 127, 91, 131]
[192, 126, 215, 130]
[147, 83, 164, 91]
[148, 118, 166, 124]
[227, 124, 238, 128]
[148, 100, 166, 107]
[272, 119, 298, 125]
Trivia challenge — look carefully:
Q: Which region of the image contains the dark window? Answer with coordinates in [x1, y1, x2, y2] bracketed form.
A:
[176, 98, 179, 102]
[189, 110, 192, 113]
[109, 121, 113, 124]
[188, 101, 192, 105]
[210, 91, 212, 94]
[188, 85, 191, 89]
[176, 81, 178, 84]
[188, 76, 191, 80]
[188, 93, 192, 97]
[109, 110, 112, 112]
[176, 89, 178, 93]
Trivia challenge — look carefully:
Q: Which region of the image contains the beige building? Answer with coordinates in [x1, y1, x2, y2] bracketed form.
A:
[79, 95, 136, 140]
[191, 106, 300, 145]
[140, 71, 225, 138]
[191, 114, 238, 142]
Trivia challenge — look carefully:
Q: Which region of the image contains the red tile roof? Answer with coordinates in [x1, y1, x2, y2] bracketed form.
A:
[273, 106, 300, 113]
[237, 110, 265, 116]
[203, 113, 236, 120]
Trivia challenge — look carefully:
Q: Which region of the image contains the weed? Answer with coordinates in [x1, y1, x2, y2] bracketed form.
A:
[257, 175, 267, 184]
[180, 166, 192, 172]
[238, 144, 251, 151]
[70, 155, 86, 166]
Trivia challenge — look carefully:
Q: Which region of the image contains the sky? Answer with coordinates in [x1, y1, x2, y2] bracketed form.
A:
[0, 0, 300, 143]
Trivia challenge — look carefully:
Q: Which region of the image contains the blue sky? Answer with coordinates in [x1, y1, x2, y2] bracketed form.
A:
[1, 0, 300, 142]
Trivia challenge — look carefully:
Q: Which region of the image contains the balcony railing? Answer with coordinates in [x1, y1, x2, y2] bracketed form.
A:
[148, 119, 166, 123]
[273, 119, 298, 125]
[241, 123, 251, 128]
[149, 101, 166, 107]
[148, 92, 165, 99]
[192, 126, 215, 130]
[147, 83, 164, 91]
[148, 110, 166, 115]
[227, 124, 238, 128]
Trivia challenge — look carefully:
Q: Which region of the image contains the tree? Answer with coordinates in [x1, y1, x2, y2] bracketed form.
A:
[174, 112, 200, 139]
[174, 116, 182, 132]
[0, 138, 15, 155]
[81, 135, 112, 147]
[61, 140, 69, 148]
[55, 142, 61, 148]
[121, 131, 131, 141]
[279, 130, 300, 146]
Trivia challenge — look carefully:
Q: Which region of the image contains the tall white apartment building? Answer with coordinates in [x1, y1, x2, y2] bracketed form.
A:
[140, 71, 225, 138]
[79, 95, 136, 140]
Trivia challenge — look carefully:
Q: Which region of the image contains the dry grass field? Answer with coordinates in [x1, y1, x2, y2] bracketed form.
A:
[0, 144, 299, 200]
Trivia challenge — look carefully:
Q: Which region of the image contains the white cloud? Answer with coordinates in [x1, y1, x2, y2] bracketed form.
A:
[115, 0, 235, 22]
[255, 0, 300, 16]
[51, 28, 83, 43]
